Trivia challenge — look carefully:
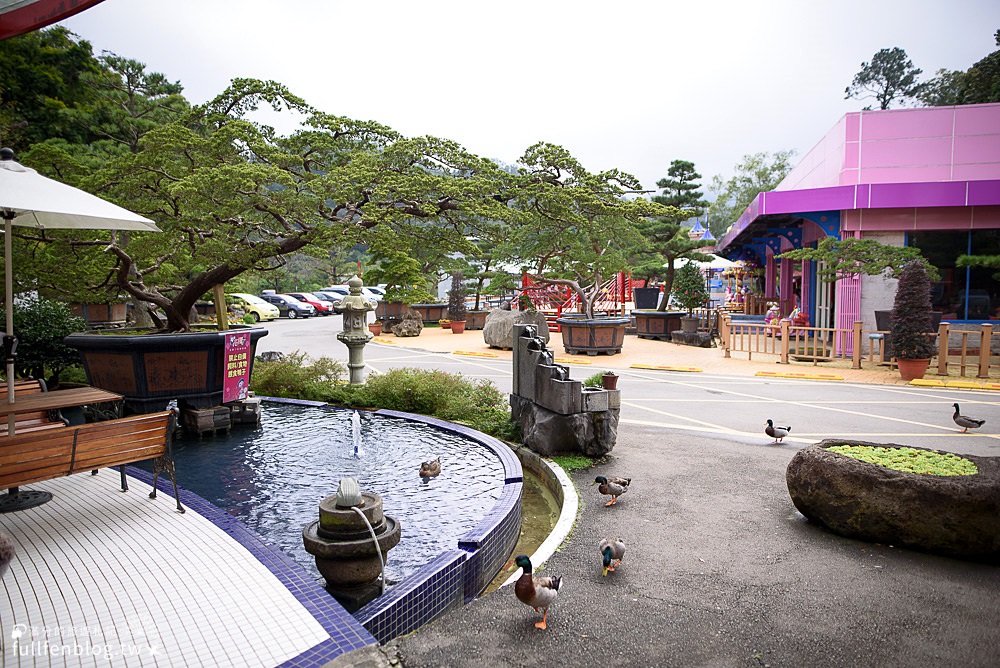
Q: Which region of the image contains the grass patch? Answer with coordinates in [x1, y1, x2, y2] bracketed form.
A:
[826, 444, 978, 476]
[550, 454, 596, 471]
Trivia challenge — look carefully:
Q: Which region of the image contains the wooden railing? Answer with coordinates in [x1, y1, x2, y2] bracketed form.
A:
[720, 315, 999, 377]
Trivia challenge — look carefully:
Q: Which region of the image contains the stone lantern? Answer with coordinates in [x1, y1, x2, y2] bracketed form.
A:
[335, 275, 377, 385]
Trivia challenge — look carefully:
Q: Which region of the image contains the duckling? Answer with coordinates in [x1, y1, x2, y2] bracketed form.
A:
[765, 419, 791, 443]
[593, 475, 631, 506]
[952, 403, 985, 433]
[513, 554, 561, 630]
[419, 457, 441, 477]
[599, 537, 626, 577]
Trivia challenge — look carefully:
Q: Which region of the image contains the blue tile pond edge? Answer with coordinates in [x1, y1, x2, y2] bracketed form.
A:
[131, 400, 524, 663]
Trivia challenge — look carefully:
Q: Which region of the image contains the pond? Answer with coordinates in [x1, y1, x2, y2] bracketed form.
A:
[158, 402, 506, 585]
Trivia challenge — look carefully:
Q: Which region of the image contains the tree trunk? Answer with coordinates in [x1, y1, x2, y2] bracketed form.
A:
[657, 263, 678, 311]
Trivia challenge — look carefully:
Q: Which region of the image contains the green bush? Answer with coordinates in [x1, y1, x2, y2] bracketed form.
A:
[250, 351, 347, 401]
[251, 356, 517, 441]
[11, 297, 87, 386]
[582, 371, 604, 388]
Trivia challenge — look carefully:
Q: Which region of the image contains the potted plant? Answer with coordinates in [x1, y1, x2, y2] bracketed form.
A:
[438, 319, 451, 329]
[672, 261, 710, 333]
[601, 370, 618, 390]
[499, 143, 673, 355]
[447, 270, 468, 334]
[888, 260, 937, 381]
[368, 321, 383, 336]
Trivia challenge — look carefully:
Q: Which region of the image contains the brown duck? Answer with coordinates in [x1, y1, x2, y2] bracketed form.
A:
[593, 475, 631, 506]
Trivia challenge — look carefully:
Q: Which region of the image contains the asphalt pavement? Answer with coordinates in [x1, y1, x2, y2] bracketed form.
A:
[256, 316, 1000, 668]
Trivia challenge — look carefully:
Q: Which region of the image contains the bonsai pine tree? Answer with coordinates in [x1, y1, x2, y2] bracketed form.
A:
[671, 261, 709, 316]
[888, 260, 937, 360]
[447, 270, 467, 322]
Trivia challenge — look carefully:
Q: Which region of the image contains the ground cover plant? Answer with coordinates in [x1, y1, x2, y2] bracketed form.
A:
[826, 444, 978, 476]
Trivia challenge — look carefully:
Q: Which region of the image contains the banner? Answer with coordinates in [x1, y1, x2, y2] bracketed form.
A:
[223, 330, 252, 403]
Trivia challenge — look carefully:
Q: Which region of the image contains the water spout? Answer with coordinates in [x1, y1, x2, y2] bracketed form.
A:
[352, 410, 363, 458]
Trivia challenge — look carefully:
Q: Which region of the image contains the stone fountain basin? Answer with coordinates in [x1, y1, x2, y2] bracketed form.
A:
[303, 516, 401, 561]
[786, 440, 1000, 563]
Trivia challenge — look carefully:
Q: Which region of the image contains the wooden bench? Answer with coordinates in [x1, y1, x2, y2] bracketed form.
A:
[0, 410, 183, 513]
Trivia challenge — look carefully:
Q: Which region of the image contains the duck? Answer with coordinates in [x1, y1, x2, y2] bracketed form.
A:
[599, 537, 626, 577]
[593, 475, 631, 506]
[952, 403, 985, 433]
[418, 457, 441, 477]
[513, 554, 561, 630]
[765, 419, 791, 443]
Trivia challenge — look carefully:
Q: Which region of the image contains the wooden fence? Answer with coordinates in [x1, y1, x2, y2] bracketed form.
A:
[719, 314, 1000, 378]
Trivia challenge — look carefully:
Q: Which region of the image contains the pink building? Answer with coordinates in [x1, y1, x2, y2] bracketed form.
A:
[715, 103, 1000, 333]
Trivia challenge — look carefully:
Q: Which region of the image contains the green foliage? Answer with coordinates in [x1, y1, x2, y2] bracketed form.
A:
[918, 68, 966, 106]
[582, 371, 605, 388]
[550, 454, 596, 471]
[653, 160, 709, 215]
[250, 351, 347, 402]
[10, 297, 87, 386]
[705, 151, 794, 239]
[845, 46, 925, 110]
[956, 253, 1000, 281]
[499, 142, 673, 319]
[447, 270, 467, 321]
[671, 262, 709, 315]
[827, 445, 977, 476]
[336, 368, 516, 441]
[957, 29, 1000, 104]
[889, 261, 937, 359]
[778, 237, 936, 281]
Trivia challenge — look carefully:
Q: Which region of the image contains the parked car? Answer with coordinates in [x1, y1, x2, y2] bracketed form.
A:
[285, 291, 335, 315]
[258, 293, 316, 318]
[321, 285, 381, 301]
[226, 293, 280, 322]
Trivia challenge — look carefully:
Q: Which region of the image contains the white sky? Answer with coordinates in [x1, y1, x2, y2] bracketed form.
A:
[57, 0, 999, 194]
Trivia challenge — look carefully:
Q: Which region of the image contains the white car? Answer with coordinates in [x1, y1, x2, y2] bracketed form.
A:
[321, 285, 381, 301]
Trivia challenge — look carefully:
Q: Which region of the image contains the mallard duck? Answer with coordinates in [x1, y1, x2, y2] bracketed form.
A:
[599, 537, 626, 577]
[593, 475, 631, 506]
[952, 403, 985, 433]
[513, 554, 561, 630]
[419, 457, 441, 477]
[765, 419, 791, 443]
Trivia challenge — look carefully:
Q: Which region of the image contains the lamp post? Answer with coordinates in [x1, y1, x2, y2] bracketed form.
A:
[335, 275, 377, 385]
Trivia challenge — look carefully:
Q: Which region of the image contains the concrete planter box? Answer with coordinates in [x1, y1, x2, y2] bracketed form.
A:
[65, 326, 268, 414]
[465, 310, 489, 330]
[556, 316, 630, 355]
[69, 302, 128, 328]
[410, 303, 449, 324]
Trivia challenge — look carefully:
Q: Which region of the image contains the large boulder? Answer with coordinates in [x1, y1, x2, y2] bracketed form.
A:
[483, 309, 549, 349]
[786, 440, 1000, 562]
[510, 395, 619, 457]
[390, 308, 424, 337]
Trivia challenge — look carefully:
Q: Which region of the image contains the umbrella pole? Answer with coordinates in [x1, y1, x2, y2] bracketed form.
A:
[5, 215, 14, 435]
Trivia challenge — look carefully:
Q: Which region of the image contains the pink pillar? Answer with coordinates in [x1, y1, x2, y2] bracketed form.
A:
[835, 272, 861, 355]
[765, 253, 777, 298]
[779, 257, 794, 315]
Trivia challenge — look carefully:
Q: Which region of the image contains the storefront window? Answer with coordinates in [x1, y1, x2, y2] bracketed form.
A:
[909, 230, 1000, 321]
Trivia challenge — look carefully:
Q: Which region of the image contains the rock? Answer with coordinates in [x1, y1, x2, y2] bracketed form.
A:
[786, 440, 1000, 563]
[391, 309, 424, 337]
[483, 309, 549, 349]
[510, 395, 619, 457]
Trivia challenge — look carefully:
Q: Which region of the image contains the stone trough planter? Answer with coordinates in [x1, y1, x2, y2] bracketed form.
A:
[786, 439, 1000, 563]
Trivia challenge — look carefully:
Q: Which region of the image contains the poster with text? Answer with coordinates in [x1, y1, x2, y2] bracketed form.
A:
[223, 331, 252, 403]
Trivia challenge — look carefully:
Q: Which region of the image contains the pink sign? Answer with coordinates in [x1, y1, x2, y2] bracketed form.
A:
[223, 331, 252, 403]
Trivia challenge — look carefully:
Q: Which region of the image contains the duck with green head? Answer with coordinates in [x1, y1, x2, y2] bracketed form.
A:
[599, 537, 626, 577]
[593, 475, 631, 506]
[513, 554, 561, 630]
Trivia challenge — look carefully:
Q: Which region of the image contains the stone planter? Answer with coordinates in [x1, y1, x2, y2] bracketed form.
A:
[633, 310, 686, 341]
[465, 310, 489, 330]
[680, 315, 699, 333]
[65, 326, 268, 414]
[556, 316, 630, 355]
[786, 440, 1000, 563]
[375, 301, 408, 325]
[410, 303, 449, 324]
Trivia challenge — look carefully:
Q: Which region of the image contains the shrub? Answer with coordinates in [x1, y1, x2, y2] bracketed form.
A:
[671, 261, 709, 315]
[11, 297, 87, 387]
[582, 371, 605, 388]
[889, 260, 937, 359]
[250, 351, 346, 401]
[447, 270, 467, 322]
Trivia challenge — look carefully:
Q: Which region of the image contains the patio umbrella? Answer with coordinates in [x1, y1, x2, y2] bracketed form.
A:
[0, 147, 161, 420]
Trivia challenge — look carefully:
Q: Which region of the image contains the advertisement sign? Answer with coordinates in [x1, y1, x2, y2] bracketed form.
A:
[222, 330, 252, 403]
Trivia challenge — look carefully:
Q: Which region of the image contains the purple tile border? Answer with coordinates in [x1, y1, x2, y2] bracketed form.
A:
[127, 399, 524, 660]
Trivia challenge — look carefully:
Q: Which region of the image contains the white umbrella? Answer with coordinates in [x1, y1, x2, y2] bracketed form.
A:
[0, 147, 160, 423]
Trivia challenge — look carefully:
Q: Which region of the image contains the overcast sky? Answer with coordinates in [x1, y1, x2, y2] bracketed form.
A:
[57, 0, 999, 194]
